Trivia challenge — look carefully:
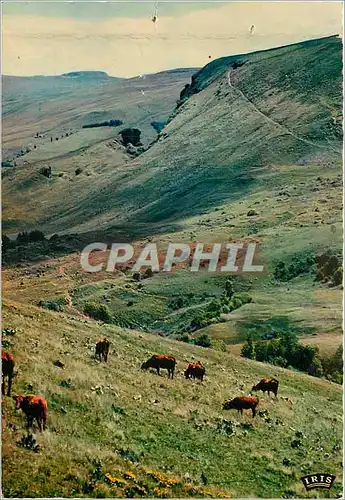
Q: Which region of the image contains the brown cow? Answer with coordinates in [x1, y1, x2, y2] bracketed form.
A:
[2, 351, 15, 396]
[13, 395, 48, 431]
[95, 338, 110, 362]
[185, 361, 205, 382]
[223, 396, 259, 418]
[252, 378, 279, 398]
[141, 355, 176, 379]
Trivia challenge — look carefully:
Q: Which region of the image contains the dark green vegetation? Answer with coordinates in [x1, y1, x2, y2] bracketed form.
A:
[2, 35, 343, 498]
[67, 274, 251, 336]
[241, 332, 324, 377]
[82, 119, 123, 129]
[2, 301, 343, 498]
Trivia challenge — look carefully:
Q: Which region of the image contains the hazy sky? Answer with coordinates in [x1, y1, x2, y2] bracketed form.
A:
[2, 1, 343, 77]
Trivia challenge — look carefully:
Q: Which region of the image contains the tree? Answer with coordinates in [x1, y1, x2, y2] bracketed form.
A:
[29, 230, 45, 242]
[120, 128, 141, 146]
[194, 333, 212, 348]
[308, 357, 323, 377]
[254, 341, 269, 362]
[40, 166, 52, 178]
[224, 278, 235, 299]
[241, 338, 255, 359]
[17, 231, 30, 245]
[83, 302, 111, 322]
[2, 235, 12, 252]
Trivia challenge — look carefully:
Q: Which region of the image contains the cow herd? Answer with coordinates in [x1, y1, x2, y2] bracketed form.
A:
[138, 353, 279, 418]
[1, 338, 279, 432]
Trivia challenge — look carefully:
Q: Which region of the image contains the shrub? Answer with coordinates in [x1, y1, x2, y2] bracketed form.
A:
[274, 253, 315, 281]
[83, 119, 123, 129]
[241, 331, 324, 378]
[168, 297, 185, 310]
[194, 333, 212, 348]
[17, 232, 30, 245]
[224, 278, 235, 299]
[75, 168, 83, 176]
[176, 332, 190, 343]
[143, 268, 153, 279]
[320, 345, 343, 383]
[38, 299, 64, 312]
[213, 339, 227, 352]
[241, 338, 255, 359]
[190, 311, 209, 331]
[120, 128, 141, 146]
[29, 230, 45, 242]
[2, 235, 12, 252]
[308, 357, 323, 377]
[332, 267, 343, 286]
[151, 121, 166, 133]
[83, 302, 111, 322]
[2, 160, 12, 168]
[40, 166, 52, 178]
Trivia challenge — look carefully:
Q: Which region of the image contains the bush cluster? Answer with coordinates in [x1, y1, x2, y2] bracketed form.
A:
[83, 302, 111, 322]
[273, 253, 315, 281]
[241, 332, 325, 379]
[83, 119, 123, 129]
[151, 121, 167, 133]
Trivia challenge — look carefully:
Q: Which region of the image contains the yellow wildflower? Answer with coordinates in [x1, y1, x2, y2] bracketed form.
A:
[124, 471, 136, 481]
[104, 473, 126, 487]
[153, 487, 171, 498]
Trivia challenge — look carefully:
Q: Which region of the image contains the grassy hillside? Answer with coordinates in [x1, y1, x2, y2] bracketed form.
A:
[2, 299, 343, 498]
[2, 36, 342, 236]
[2, 68, 197, 158]
[2, 36, 342, 498]
[2, 35, 342, 357]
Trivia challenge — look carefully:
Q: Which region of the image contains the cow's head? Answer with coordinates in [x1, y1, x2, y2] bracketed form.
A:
[141, 361, 148, 370]
[251, 385, 258, 393]
[222, 399, 234, 410]
[13, 395, 23, 409]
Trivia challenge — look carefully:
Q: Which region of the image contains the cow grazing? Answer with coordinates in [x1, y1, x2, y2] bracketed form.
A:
[223, 396, 259, 418]
[95, 338, 110, 362]
[141, 355, 176, 379]
[13, 395, 48, 431]
[185, 361, 205, 382]
[252, 378, 279, 398]
[2, 351, 15, 396]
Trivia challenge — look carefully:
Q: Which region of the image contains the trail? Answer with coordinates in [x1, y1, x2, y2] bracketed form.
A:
[226, 69, 339, 153]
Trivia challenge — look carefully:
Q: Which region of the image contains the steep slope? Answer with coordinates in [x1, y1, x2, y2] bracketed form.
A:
[2, 36, 341, 235]
[2, 36, 342, 356]
[2, 299, 342, 498]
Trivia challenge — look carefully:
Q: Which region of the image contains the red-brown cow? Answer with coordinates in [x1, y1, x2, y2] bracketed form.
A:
[185, 361, 205, 382]
[13, 395, 48, 431]
[2, 351, 15, 397]
[141, 355, 176, 379]
[223, 396, 259, 418]
[95, 338, 110, 362]
[252, 378, 279, 398]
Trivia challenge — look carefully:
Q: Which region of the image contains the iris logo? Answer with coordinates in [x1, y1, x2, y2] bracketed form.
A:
[300, 474, 336, 491]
